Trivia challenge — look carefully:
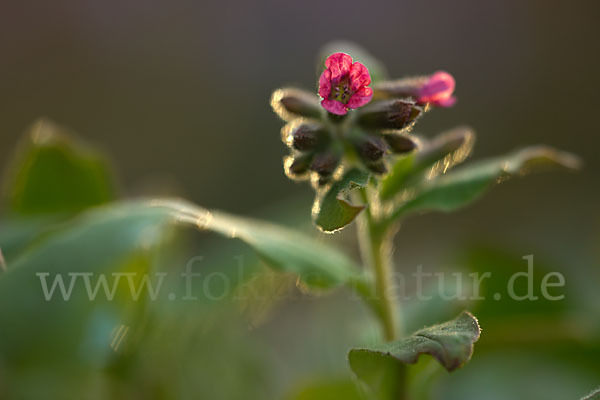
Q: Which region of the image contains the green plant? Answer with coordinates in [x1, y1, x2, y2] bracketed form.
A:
[0, 44, 592, 400]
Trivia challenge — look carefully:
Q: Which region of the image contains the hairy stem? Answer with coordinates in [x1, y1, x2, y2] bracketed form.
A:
[358, 188, 400, 342]
[370, 224, 398, 341]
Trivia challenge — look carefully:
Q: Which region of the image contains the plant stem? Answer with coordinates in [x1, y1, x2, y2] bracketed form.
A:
[371, 223, 399, 342]
[358, 188, 399, 342]
[357, 187, 408, 400]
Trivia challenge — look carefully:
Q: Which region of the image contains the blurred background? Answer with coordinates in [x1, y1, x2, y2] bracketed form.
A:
[1, 0, 599, 398]
[1, 0, 599, 256]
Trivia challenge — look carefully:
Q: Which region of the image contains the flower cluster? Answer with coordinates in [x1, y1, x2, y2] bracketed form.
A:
[271, 52, 456, 188]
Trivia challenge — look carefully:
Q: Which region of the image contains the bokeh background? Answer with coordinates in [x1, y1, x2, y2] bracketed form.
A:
[1, 0, 599, 398]
[1, 0, 599, 254]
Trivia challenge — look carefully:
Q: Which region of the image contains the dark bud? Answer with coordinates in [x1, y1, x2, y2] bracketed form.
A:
[366, 160, 388, 175]
[383, 133, 418, 154]
[286, 153, 313, 176]
[355, 135, 388, 162]
[310, 152, 340, 177]
[356, 99, 423, 131]
[289, 122, 328, 151]
[317, 175, 331, 187]
[271, 88, 322, 120]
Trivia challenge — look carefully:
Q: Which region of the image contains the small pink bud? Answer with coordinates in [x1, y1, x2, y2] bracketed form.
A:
[416, 71, 457, 107]
[318, 53, 373, 115]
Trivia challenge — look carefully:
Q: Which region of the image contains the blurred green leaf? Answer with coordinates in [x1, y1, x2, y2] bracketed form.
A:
[0, 202, 172, 366]
[456, 246, 600, 353]
[286, 378, 366, 400]
[3, 119, 116, 215]
[392, 145, 581, 218]
[317, 41, 388, 84]
[435, 246, 600, 400]
[234, 266, 298, 328]
[0, 199, 368, 366]
[348, 312, 480, 399]
[121, 305, 273, 400]
[379, 127, 475, 201]
[313, 168, 369, 233]
[163, 199, 367, 290]
[462, 246, 570, 322]
[0, 215, 66, 263]
[435, 350, 600, 400]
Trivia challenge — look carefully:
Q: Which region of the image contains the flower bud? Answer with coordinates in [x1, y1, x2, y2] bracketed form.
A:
[286, 153, 313, 176]
[383, 133, 418, 154]
[287, 122, 328, 151]
[271, 88, 323, 121]
[372, 72, 457, 108]
[316, 175, 332, 187]
[356, 99, 422, 131]
[416, 71, 456, 107]
[310, 152, 340, 177]
[354, 135, 388, 162]
[290, 154, 312, 175]
[366, 160, 387, 174]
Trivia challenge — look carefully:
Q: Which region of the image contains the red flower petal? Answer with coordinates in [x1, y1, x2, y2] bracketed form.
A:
[347, 87, 373, 109]
[349, 62, 371, 92]
[325, 53, 353, 81]
[433, 96, 457, 107]
[321, 99, 348, 115]
[318, 69, 332, 99]
[417, 71, 456, 106]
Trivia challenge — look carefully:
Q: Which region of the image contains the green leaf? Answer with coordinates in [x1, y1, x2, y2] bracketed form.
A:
[348, 311, 481, 399]
[393, 145, 581, 217]
[312, 168, 370, 233]
[3, 119, 116, 215]
[166, 199, 366, 289]
[0, 199, 368, 367]
[379, 127, 475, 200]
[317, 41, 388, 84]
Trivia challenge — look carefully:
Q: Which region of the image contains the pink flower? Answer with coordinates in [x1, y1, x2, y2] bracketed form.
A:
[416, 71, 457, 107]
[318, 53, 373, 115]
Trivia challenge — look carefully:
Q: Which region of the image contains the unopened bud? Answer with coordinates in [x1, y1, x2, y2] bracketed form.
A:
[286, 153, 313, 176]
[311, 152, 340, 177]
[355, 135, 388, 162]
[317, 175, 332, 187]
[288, 122, 328, 151]
[356, 99, 423, 131]
[383, 133, 418, 154]
[366, 160, 388, 174]
[373, 72, 457, 108]
[415, 71, 456, 107]
[271, 88, 323, 121]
